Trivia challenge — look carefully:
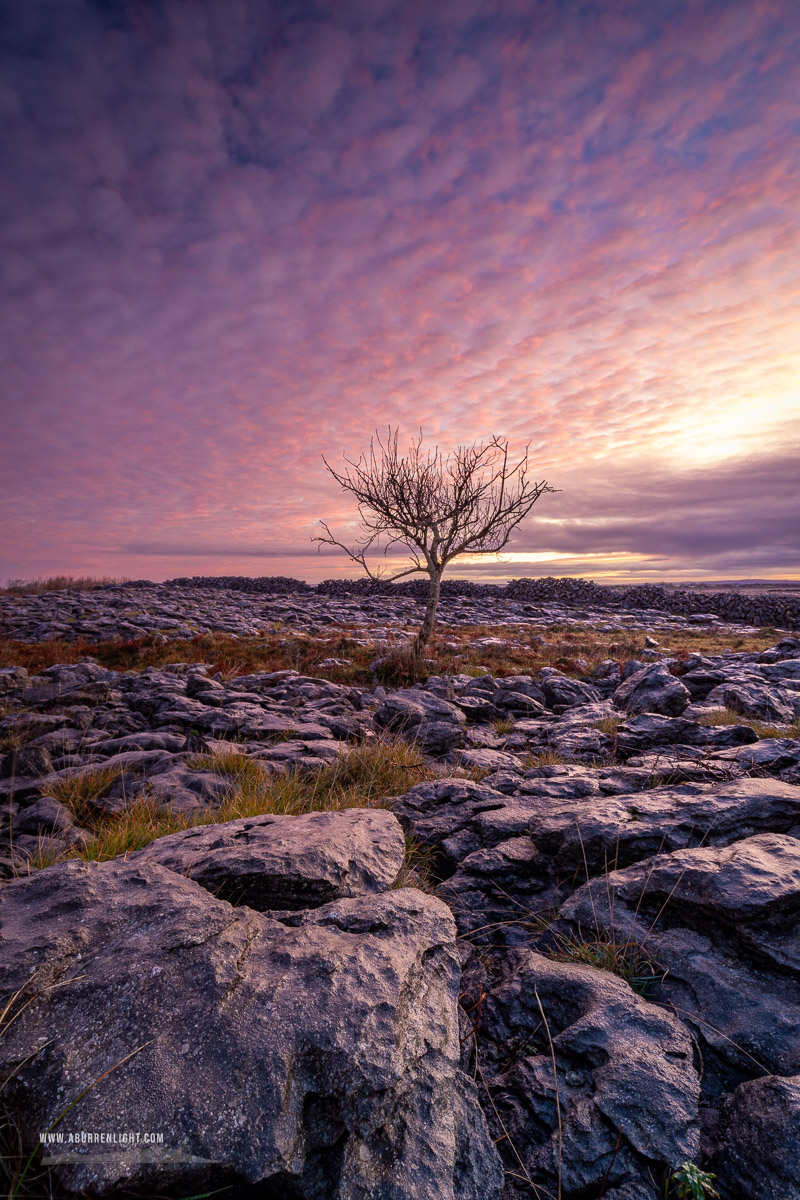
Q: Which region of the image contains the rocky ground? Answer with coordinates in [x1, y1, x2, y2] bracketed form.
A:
[1, 578, 800, 1198]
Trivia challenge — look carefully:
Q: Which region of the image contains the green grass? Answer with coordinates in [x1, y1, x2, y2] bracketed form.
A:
[520, 750, 569, 768]
[594, 715, 623, 737]
[39, 765, 125, 827]
[547, 930, 667, 996]
[667, 1162, 719, 1199]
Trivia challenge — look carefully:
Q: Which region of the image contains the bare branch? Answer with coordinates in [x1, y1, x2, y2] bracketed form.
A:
[315, 428, 558, 657]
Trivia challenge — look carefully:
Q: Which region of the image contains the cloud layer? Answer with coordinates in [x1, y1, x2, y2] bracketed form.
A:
[1, 0, 798, 582]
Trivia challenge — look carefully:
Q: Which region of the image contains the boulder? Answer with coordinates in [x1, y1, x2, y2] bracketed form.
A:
[130, 808, 406, 910]
[403, 719, 465, 756]
[538, 669, 602, 710]
[612, 663, 691, 717]
[552, 834, 800, 1095]
[0, 859, 502, 1199]
[476, 951, 699, 1197]
[706, 676, 798, 723]
[709, 1074, 800, 1200]
[374, 690, 466, 734]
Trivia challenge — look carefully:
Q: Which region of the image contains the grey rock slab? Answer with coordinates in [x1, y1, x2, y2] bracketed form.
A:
[89, 732, 188, 754]
[477, 951, 699, 1198]
[0, 860, 502, 1198]
[446, 776, 800, 945]
[709, 1074, 800, 1200]
[402, 719, 465, 756]
[437, 838, 555, 943]
[130, 807, 406, 909]
[507, 762, 606, 799]
[14, 680, 119, 710]
[710, 735, 800, 771]
[442, 777, 800, 942]
[104, 765, 232, 815]
[374, 690, 467, 733]
[390, 779, 514, 869]
[448, 748, 525, 773]
[524, 777, 800, 879]
[612, 663, 691, 717]
[613, 712, 757, 757]
[706, 677, 798, 723]
[552, 834, 800, 1093]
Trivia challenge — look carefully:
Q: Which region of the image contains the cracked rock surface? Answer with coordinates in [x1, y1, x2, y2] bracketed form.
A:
[0, 858, 502, 1200]
[129, 807, 406, 910]
[2, 580, 800, 1198]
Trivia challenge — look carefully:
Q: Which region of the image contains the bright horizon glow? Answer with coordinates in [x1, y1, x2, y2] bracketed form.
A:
[1, 0, 799, 585]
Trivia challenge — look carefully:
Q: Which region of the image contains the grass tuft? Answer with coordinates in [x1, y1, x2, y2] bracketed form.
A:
[696, 706, 800, 740]
[547, 930, 667, 996]
[39, 766, 124, 827]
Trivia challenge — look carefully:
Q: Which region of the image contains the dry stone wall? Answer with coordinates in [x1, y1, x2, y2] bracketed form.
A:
[161, 574, 800, 628]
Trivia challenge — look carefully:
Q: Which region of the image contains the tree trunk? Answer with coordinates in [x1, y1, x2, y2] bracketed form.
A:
[413, 571, 442, 660]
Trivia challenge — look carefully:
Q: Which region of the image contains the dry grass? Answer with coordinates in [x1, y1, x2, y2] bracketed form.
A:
[0, 621, 782, 687]
[696, 706, 800, 740]
[27, 738, 442, 871]
[1, 576, 130, 596]
[39, 765, 125, 827]
[493, 716, 517, 735]
[521, 750, 569, 768]
[0, 631, 379, 684]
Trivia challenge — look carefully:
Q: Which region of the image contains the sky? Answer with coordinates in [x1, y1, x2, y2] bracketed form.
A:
[1, 0, 798, 585]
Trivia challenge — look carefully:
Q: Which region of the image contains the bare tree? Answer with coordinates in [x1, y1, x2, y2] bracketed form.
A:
[314, 429, 557, 660]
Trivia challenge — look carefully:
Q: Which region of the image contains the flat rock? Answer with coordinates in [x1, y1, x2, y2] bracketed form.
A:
[448, 748, 525, 773]
[374, 690, 467, 733]
[130, 807, 406, 909]
[389, 779, 512, 870]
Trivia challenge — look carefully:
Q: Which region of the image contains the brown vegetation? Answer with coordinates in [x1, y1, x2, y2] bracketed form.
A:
[0, 576, 130, 595]
[0, 622, 781, 684]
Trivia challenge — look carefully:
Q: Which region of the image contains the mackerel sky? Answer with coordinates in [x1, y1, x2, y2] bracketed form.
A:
[2, 0, 799, 584]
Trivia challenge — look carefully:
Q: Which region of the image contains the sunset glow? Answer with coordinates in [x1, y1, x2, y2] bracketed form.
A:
[1, 0, 798, 583]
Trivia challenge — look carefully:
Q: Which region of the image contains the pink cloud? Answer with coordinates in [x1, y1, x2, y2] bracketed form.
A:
[1, 0, 798, 583]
